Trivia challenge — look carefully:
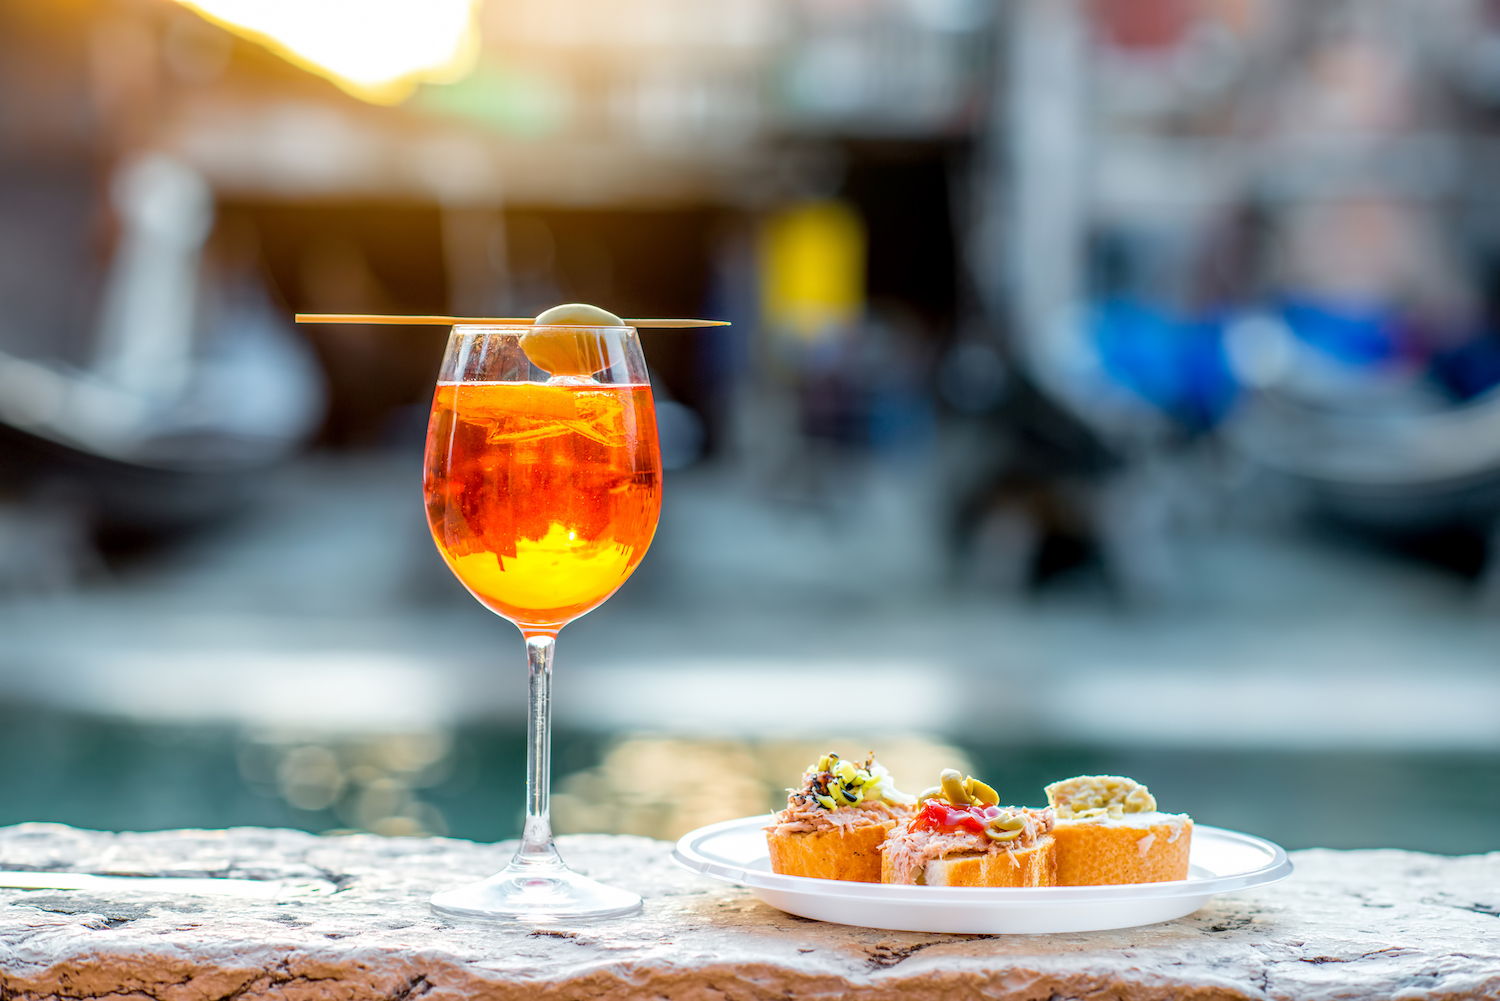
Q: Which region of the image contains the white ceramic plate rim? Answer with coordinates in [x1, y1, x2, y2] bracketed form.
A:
[673, 813, 1293, 903]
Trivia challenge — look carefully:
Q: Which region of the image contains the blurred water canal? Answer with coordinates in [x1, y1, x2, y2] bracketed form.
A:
[1, 706, 1495, 855]
[0, 450, 1496, 853]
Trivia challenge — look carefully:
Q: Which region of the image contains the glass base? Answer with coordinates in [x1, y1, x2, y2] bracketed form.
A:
[430, 865, 643, 922]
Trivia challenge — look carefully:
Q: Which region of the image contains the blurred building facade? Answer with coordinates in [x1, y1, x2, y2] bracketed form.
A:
[0, 0, 997, 579]
[7, 0, 1500, 648]
[2, 0, 1500, 849]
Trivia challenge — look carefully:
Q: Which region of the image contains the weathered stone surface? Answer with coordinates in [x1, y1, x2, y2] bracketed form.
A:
[0, 823, 1496, 1000]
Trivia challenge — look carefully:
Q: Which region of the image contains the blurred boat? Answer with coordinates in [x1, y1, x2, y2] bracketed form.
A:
[1227, 383, 1500, 536]
[0, 154, 325, 535]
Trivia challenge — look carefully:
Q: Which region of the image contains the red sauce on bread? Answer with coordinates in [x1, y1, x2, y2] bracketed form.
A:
[910, 799, 1009, 835]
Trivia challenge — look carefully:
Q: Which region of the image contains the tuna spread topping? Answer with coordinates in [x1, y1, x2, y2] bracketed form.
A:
[883, 797, 1054, 885]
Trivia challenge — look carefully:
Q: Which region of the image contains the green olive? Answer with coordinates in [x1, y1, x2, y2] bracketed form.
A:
[965, 777, 1000, 806]
[917, 785, 943, 804]
[534, 302, 624, 326]
[519, 329, 607, 376]
[940, 769, 972, 806]
[978, 816, 1026, 840]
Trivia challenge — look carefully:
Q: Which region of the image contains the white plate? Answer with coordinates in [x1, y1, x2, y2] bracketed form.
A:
[672, 814, 1292, 934]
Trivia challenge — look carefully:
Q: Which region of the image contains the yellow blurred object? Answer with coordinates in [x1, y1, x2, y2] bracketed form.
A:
[174, 0, 480, 104]
[760, 200, 866, 342]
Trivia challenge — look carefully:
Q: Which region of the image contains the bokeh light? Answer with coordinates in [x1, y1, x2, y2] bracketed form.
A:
[174, 0, 480, 103]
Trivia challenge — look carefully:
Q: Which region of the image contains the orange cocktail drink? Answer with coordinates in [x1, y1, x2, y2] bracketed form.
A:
[422, 314, 672, 922]
[424, 380, 661, 628]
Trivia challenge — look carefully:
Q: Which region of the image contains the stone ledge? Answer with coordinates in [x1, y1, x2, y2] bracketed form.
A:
[0, 823, 1497, 1000]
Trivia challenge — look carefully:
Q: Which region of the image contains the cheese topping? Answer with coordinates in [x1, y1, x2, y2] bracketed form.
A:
[1045, 774, 1157, 820]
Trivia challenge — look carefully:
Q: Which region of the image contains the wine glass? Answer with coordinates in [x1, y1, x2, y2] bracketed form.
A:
[423, 323, 661, 921]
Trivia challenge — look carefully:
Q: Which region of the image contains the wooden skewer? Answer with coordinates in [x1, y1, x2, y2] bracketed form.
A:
[295, 313, 729, 328]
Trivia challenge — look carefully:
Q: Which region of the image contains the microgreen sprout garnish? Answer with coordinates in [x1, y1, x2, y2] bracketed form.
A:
[789, 752, 914, 811]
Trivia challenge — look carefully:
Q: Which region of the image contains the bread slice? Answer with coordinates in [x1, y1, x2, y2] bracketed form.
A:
[879, 835, 1057, 886]
[766, 821, 894, 882]
[1053, 816, 1192, 885]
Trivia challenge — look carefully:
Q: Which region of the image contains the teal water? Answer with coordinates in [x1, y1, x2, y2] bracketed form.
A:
[0, 703, 1494, 855]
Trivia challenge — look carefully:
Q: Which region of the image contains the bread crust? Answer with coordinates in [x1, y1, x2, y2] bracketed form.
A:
[766, 822, 894, 882]
[1053, 817, 1192, 885]
[879, 834, 1057, 886]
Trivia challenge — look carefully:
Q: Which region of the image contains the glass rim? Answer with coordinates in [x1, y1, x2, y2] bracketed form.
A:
[450, 322, 636, 334]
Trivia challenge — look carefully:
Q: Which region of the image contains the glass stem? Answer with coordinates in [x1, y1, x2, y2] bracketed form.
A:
[512, 631, 563, 872]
